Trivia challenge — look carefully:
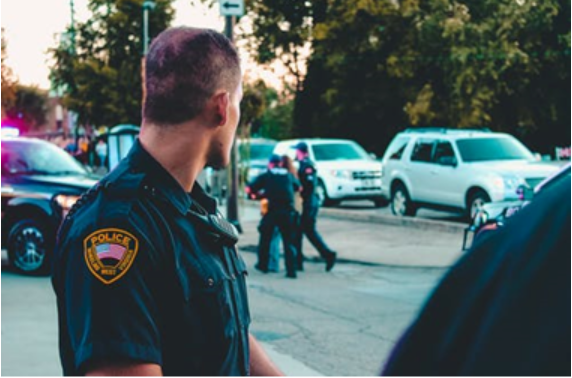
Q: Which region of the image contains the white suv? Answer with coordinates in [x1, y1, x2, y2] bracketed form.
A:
[380, 128, 559, 218]
[273, 138, 385, 207]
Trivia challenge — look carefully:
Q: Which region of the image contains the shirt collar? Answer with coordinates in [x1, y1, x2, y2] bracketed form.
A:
[125, 139, 216, 215]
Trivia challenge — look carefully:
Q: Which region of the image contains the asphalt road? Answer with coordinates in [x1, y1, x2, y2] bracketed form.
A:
[1, 253, 447, 376]
[1, 204, 458, 376]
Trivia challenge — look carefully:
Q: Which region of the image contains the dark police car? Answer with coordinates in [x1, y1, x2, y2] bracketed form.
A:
[1, 137, 99, 275]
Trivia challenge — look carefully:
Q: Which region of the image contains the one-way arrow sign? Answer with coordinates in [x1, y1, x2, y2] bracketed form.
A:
[219, 0, 244, 16]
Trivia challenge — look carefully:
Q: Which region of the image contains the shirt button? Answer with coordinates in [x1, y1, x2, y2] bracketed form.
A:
[207, 278, 214, 287]
[230, 274, 236, 280]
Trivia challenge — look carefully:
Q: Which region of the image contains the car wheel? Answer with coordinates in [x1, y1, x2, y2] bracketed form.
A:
[467, 190, 491, 220]
[391, 184, 416, 216]
[7, 219, 52, 275]
[316, 181, 332, 207]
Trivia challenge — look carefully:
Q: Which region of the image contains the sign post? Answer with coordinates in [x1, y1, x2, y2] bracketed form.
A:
[219, 0, 244, 17]
[221, 0, 244, 233]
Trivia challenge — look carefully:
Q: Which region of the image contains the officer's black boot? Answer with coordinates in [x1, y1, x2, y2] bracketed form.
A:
[325, 251, 337, 272]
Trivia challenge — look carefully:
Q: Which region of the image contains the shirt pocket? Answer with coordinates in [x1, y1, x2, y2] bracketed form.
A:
[176, 258, 237, 346]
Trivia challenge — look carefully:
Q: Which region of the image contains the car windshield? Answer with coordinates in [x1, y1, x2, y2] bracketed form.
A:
[312, 142, 370, 161]
[1, 140, 87, 176]
[456, 137, 534, 162]
[239, 143, 276, 161]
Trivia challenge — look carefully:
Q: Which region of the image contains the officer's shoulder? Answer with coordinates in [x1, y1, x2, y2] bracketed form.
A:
[66, 163, 146, 225]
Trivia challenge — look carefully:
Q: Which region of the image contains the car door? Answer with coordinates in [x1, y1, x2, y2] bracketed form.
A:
[406, 138, 436, 202]
[427, 140, 462, 206]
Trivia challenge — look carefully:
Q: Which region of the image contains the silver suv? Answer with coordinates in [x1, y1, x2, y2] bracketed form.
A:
[380, 128, 559, 218]
[273, 138, 384, 207]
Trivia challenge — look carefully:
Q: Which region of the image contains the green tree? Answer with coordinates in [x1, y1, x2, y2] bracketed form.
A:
[4, 85, 49, 132]
[244, 0, 318, 93]
[238, 80, 267, 139]
[249, 0, 569, 155]
[49, 0, 175, 128]
[1, 28, 16, 114]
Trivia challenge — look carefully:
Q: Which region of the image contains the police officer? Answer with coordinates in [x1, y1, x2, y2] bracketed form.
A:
[294, 142, 337, 272]
[247, 154, 301, 278]
[51, 27, 282, 376]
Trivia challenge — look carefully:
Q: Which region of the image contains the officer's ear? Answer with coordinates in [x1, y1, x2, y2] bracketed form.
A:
[213, 91, 230, 127]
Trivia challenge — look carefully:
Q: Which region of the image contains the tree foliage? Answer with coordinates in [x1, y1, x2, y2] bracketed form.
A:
[247, 0, 570, 155]
[1, 28, 16, 113]
[49, 0, 175, 128]
[4, 85, 49, 132]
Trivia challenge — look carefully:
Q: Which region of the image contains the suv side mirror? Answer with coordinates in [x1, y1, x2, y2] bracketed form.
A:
[437, 156, 457, 167]
[369, 152, 377, 160]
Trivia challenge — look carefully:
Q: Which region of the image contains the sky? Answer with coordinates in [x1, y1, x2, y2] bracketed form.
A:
[0, 0, 285, 90]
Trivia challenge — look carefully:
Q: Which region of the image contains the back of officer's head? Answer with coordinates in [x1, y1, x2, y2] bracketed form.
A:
[143, 27, 241, 126]
[268, 154, 282, 168]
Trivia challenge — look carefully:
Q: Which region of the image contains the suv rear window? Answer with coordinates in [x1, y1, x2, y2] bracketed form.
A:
[456, 137, 534, 162]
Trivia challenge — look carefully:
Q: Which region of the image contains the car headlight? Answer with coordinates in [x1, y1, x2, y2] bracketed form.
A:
[55, 194, 80, 210]
[330, 170, 352, 179]
[502, 176, 526, 190]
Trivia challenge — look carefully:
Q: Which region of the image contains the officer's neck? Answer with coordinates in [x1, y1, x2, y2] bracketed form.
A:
[139, 121, 208, 192]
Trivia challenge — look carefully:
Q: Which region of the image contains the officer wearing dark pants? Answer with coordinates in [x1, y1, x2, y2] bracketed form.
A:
[248, 154, 301, 278]
[294, 142, 337, 272]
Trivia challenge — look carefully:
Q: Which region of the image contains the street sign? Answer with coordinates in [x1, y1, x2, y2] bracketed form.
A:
[219, 0, 244, 17]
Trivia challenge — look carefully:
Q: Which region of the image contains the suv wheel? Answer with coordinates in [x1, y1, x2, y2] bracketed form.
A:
[391, 184, 417, 216]
[467, 190, 491, 220]
[316, 181, 339, 207]
[7, 219, 52, 275]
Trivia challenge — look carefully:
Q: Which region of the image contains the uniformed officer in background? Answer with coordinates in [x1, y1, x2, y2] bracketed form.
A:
[247, 154, 301, 278]
[294, 142, 337, 272]
[52, 27, 282, 376]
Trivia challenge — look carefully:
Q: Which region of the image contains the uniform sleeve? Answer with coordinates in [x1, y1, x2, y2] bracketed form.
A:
[248, 173, 266, 195]
[300, 163, 316, 195]
[60, 215, 163, 371]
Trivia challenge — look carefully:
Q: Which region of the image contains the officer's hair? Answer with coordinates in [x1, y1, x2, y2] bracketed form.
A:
[143, 27, 241, 126]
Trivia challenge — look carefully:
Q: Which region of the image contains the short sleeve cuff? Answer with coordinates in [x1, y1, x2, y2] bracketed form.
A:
[75, 340, 162, 371]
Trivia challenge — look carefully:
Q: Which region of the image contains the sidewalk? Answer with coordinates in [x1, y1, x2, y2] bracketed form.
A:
[236, 203, 465, 269]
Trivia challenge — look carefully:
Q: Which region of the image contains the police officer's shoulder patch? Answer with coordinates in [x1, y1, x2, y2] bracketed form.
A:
[83, 228, 139, 284]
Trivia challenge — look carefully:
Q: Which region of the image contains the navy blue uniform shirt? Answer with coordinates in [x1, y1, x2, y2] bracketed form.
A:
[297, 158, 318, 206]
[248, 167, 300, 211]
[52, 140, 251, 376]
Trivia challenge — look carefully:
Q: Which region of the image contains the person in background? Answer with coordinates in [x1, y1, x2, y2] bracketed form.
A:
[281, 155, 303, 270]
[294, 142, 337, 272]
[247, 154, 301, 278]
[95, 138, 108, 169]
[381, 175, 570, 376]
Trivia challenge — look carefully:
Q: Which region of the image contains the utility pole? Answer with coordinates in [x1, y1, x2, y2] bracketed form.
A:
[142, 1, 156, 56]
[69, 0, 78, 142]
[224, 15, 242, 233]
[141, 1, 155, 104]
[69, 0, 76, 53]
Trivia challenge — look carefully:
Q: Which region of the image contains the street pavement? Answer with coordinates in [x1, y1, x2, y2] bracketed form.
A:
[236, 199, 466, 268]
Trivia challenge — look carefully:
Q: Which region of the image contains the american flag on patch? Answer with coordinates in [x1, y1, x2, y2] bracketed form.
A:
[95, 243, 127, 261]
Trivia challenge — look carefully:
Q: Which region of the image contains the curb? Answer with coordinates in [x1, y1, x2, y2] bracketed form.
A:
[238, 244, 451, 270]
[241, 199, 466, 234]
